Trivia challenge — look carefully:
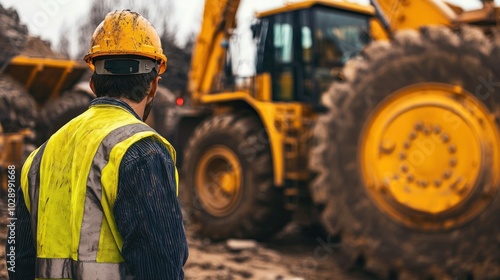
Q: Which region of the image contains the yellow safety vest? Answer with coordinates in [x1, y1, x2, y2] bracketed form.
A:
[20, 103, 178, 280]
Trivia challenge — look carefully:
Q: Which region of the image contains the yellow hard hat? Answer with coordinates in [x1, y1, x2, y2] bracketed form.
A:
[84, 10, 167, 74]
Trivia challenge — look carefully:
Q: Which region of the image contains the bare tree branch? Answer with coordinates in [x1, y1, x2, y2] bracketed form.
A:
[57, 21, 71, 59]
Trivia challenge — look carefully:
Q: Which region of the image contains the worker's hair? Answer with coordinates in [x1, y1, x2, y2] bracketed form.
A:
[91, 58, 158, 103]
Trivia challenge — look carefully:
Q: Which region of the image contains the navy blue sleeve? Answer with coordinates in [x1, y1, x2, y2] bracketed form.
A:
[7, 185, 36, 280]
[113, 137, 188, 280]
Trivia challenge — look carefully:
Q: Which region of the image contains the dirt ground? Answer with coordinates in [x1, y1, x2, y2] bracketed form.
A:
[0, 198, 376, 280]
[183, 223, 377, 280]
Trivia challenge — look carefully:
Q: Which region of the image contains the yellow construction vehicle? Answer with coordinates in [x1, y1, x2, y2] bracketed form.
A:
[0, 5, 89, 194]
[161, 0, 500, 278]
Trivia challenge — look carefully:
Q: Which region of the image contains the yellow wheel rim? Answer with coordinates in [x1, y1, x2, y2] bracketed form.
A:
[360, 83, 500, 230]
[196, 145, 243, 217]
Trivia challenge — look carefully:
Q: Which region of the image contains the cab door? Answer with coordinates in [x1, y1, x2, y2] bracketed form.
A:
[271, 12, 297, 101]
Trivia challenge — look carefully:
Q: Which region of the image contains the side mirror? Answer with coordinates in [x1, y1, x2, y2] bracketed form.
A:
[250, 21, 261, 39]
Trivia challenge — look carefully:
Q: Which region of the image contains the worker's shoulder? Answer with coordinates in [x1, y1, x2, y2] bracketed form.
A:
[121, 135, 174, 167]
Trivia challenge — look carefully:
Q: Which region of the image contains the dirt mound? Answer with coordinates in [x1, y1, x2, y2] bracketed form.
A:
[0, 4, 66, 62]
[0, 4, 28, 71]
[20, 37, 67, 59]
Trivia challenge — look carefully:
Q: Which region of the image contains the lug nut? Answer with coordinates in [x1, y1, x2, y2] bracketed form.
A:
[443, 170, 452, 180]
[422, 126, 430, 135]
[433, 125, 441, 134]
[448, 145, 457, 154]
[415, 122, 423, 131]
[441, 134, 450, 143]
[399, 152, 406, 160]
[417, 180, 428, 188]
[380, 140, 395, 154]
[421, 180, 429, 188]
[409, 132, 417, 140]
[400, 164, 409, 173]
[450, 158, 457, 167]
[403, 141, 410, 149]
[407, 174, 414, 182]
[434, 179, 442, 188]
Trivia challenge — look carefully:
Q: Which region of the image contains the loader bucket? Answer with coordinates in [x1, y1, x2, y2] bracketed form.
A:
[4, 56, 87, 105]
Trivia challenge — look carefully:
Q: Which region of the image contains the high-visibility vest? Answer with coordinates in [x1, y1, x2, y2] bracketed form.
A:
[20, 103, 179, 279]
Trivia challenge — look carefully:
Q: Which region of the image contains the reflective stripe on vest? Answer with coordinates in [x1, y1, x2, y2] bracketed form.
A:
[36, 258, 131, 280]
[25, 143, 46, 247]
[20, 104, 178, 279]
[79, 123, 154, 261]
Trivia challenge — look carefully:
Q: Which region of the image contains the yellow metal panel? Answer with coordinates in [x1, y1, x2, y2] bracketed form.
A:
[10, 55, 83, 69]
[25, 64, 44, 91]
[277, 72, 294, 101]
[254, 73, 272, 102]
[370, 18, 389, 41]
[371, 0, 456, 31]
[256, 0, 374, 18]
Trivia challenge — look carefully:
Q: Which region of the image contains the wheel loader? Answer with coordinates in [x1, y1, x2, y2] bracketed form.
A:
[0, 4, 90, 194]
[167, 0, 500, 278]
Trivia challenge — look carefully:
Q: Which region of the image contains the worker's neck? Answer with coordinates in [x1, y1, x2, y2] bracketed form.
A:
[119, 97, 146, 120]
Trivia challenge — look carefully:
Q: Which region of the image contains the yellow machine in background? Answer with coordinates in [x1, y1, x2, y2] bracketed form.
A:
[160, 0, 500, 278]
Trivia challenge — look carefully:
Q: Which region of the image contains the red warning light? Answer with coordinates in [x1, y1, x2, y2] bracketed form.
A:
[176, 97, 185, 106]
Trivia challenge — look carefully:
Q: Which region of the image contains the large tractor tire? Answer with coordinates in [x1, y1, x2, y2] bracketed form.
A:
[0, 75, 37, 134]
[40, 87, 93, 141]
[183, 113, 290, 240]
[0, 75, 37, 195]
[310, 26, 500, 279]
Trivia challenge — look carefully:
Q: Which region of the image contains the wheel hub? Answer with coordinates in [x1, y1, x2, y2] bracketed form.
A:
[360, 84, 500, 229]
[195, 145, 242, 217]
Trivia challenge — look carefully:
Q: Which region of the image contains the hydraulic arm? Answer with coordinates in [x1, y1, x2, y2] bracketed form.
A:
[188, 0, 241, 103]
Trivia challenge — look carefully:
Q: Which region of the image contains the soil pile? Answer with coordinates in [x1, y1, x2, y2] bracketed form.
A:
[19, 37, 67, 59]
[0, 4, 28, 71]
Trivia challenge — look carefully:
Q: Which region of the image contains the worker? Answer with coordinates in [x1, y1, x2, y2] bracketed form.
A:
[7, 10, 188, 279]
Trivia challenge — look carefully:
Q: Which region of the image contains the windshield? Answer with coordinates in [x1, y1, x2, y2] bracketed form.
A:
[314, 8, 370, 65]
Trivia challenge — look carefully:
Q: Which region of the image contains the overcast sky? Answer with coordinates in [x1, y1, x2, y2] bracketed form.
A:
[0, 0, 493, 58]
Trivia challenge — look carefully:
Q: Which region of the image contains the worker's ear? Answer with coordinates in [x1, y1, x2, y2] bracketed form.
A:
[148, 76, 161, 99]
[89, 76, 96, 95]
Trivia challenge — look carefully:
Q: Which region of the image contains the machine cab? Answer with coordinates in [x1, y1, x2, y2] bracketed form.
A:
[254, 3, 372, 105]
